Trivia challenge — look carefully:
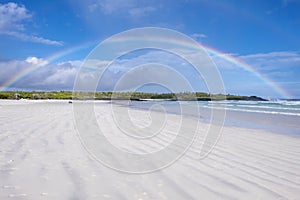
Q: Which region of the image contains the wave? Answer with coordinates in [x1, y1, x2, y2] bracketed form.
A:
[235, 104, 300, 111]
[200, 105, 300, 117]
[130, 100, 300, 117]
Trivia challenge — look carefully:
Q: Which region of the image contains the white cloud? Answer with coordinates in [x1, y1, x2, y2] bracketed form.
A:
[85, 0, 160, 17]
[0, 2, 63, 46]
[60, 60, 83, 67]
[1, 50, 299, 98]
[43, 67, 78, 86]
[0, 2, 31, 31]
[26, 56, 48, 66]
[5, 31, 63, 46]
[129, 6, 157, 17]
[97, 0, 136, 14]
[208, 50, 300, 73]
[207, 50, 300, 98]
[191, 33, 207, 40]
[239, 51, 300, 60]
[78, 50, 207, 91]
[238, 51, 300, 72]
[0, 58, 79, 90]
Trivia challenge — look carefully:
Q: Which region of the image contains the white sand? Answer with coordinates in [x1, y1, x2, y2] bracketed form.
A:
[0, 100, 300, 199]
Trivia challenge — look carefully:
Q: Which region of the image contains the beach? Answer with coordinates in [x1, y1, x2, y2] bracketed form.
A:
[0, 100, 300, 199]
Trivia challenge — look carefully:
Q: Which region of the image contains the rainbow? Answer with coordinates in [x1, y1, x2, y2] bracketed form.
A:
[0, 40, 97, 91]
[0, 34, 291, 98]
[108, 33, 291, 98]
[203, 45, 291, 98]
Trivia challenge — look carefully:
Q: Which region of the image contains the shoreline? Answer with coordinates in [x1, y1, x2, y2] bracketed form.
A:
[114, 100, 300, 137]
[1, 99, 299, 136]
[0, 100, 300, 199]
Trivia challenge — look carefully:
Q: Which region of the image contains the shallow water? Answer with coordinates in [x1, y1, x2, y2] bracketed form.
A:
[120, 100, 300, 136]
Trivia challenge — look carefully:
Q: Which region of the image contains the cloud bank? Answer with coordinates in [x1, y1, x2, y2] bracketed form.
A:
[0, 2, 63, 46]
[1, 50, 300, 98]
[0, 57, 79, 90]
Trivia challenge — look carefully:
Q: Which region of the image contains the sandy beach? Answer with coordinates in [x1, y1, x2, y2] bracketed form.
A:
[0, 100, 300, 199]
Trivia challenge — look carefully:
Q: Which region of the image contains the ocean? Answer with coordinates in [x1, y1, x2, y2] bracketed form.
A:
[121, 99, 300, 136]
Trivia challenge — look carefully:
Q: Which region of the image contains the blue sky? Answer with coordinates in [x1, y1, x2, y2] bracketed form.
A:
[0, 0, 300, 98]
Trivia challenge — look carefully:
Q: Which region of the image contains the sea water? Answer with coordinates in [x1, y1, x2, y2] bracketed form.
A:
[125, 100, 300, 136]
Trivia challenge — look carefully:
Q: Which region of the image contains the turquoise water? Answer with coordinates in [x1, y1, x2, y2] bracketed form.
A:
[124, 100, 300, 136]
[202, 100, 300, 116]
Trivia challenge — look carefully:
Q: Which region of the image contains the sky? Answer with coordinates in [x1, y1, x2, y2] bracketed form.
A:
[0, 0, 300, 98]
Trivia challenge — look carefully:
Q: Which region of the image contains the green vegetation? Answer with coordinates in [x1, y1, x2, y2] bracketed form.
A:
[0, 91, 267, 101]
[0, 91, 73, 100]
